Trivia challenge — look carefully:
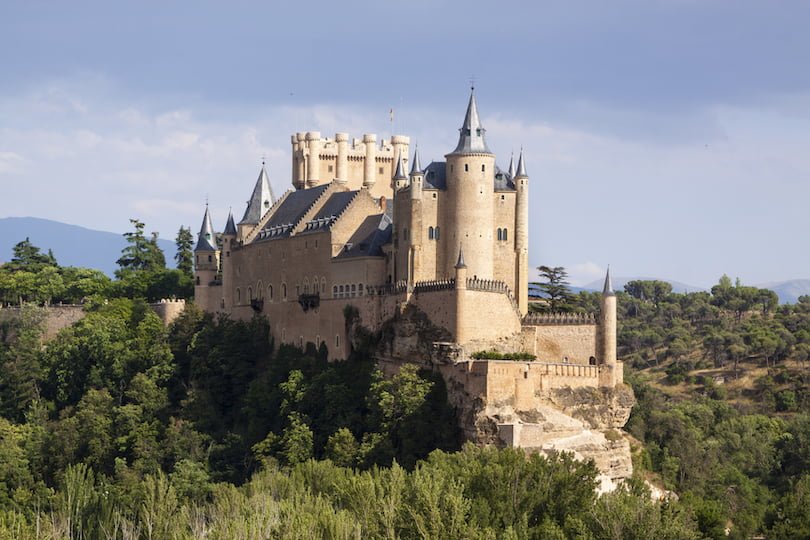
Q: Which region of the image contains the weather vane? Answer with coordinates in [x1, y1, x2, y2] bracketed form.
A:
[469, 75, 476, 91]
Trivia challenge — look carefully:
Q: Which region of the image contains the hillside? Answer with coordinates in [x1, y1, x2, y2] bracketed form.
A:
[0, 217, 176, 276]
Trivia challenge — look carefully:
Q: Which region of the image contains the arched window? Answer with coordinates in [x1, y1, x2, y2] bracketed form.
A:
[339, 285, 344, 298]
[481, 164, 485, 172]
[464, 163, 469, 172]
[321, 278, 326, 293]
[195, 276, 200, 285]
[268, 284, 273, 300]
[503, 228, 508, 241]
[282, 283, 287, 300]
[303, 277, 309, 294]
[358, 283, 364, 296]
[351, 284, 356, 297]
[236, 288, 241, 303]
[257, 281, 263, 300]
[195, 255, 199, 264]
[248, 287, 253, 300]
[435, 226, 440, 240]
[497, 228, 502, 241]
[335, 334, 340, 348]
[428, 226, 434, 240]
[333, 285, 338, 298]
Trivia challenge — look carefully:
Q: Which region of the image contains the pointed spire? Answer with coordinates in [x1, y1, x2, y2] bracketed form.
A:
[507, 152, 516, 178]
[393, 151, 407, 181]
[603, 266, 615, 296]
[515, 148, 528, 178]
[455, 245, 467, 269]
[450, 88, 492, 155]
[409, 146, 422, 176]
[195, 204, 217, 252]
[239, 162, 276, 225]
[223, 208, 237, 236]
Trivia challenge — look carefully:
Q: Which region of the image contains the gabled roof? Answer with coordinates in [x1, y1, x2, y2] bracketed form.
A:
[195, 206, 217, 252]
[448, 89, 492, 155]
[423, 161, 446, 189]
[335, 208, 393, 259]
[300, 191, 358, 233]
[255, 184, 329, 240]
[239, 163, 276, 225]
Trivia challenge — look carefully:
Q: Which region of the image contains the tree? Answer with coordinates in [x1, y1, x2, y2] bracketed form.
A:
[7, 238, 57, 272]
[174, 227, 194, 277]
[531, 266, 573, 312]
[116, 219, 165, 274]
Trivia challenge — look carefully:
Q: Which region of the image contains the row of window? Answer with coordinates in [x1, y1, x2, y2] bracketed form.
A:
[235, 275, 328, 304]
[400, 226, 508, 243]
[333, 283, 364, 298]
[280, 330, 341, 350]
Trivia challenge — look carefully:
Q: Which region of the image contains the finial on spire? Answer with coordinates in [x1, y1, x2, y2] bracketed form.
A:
[450, 88, 491, 155]
[455, 245, 467, 269]
[515, 147, 528, 177]
[603, 266, 615, 296]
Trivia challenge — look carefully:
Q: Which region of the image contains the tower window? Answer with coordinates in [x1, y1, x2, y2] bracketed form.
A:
[282, 283, 287, 300]
[328, 164, 333, 172]
[237, 288, 241, 302]
[268, 285, 273, 300]
[503, 228, 508, 241]
[208, 255, 212, 262]
[482, 164, 485, 172]
[196, 276, 200, 285]
[464, 163, 469, 172]
[428, 226, 434, 240]
[435, 226, 440, 240]
[248, 287, 253, 300]
[333, 285, 338, 298]
[335, 334, 340, 348]
[379, 167, 384, 174]
[497, 228, 502, 241]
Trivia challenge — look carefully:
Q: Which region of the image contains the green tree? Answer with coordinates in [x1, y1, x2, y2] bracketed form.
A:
[531, 266, 572, 312]
[174, 226, 194, 277]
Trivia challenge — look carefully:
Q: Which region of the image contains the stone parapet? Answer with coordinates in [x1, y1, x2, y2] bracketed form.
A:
[523, 312, 596, 326]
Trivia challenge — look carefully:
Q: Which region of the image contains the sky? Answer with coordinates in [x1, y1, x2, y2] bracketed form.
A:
[1, 0, 809, 287]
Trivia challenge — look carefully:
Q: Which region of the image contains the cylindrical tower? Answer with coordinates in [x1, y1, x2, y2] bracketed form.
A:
[291, 134, 300, 187]
[600, 269, 617, 366]
[444, 90, 495, 280]
[306, 131, 321, 188]
[454, 248, 468, 344]
[514, 151, 529, 315]
[295, 132, 306, 189]
[335, 132, 349, 184]
[362, 133, 377, 189]
[390, 135, 410, 188]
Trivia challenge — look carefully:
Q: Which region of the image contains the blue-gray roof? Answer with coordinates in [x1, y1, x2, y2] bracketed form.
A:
[195, 206, 217, 252]
[255, 184, 329, 240]
[448, 90, 492, 155]
[300, 191, 357, 233]
[423, 161, 446, 189]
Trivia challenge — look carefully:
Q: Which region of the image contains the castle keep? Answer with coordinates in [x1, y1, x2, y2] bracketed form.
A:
[194, 92, 631, 486]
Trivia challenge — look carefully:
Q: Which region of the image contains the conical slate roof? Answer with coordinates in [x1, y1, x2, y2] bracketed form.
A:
[455, 245, 467, 269]
[515, 149, 528, 177]
[223, 209, 237, 236]
[603, 267, 615, 296]
[240, 163, 276, 225]
[449, 89, 492, 155]
[507, 153, 516, 178]
[393, 152, 407, 181]
[409, 146, 422, 176]
[195, 205, 217, 252]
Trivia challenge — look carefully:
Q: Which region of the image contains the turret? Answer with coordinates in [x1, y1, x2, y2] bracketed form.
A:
[454, 246, 468, 344]
[392, 151, 408, 192]
[444, 88, 496, 280]
[599, 267, 618, 369]
[220, 209, 237, 309]
[409, 145, 423, 200]
[335, 132, 349, 184]
[194, 205, 219, 306]
[507, 153, 516, 178]
[294, 133, 306, 189]
[238, 162, 275, 241]
[305, 131, 322, 188]
[514, 149, 529, 315]
[362, 133, 377, 189]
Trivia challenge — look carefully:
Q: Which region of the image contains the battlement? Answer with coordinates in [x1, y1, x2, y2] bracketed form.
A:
[523, 312, 597, 326]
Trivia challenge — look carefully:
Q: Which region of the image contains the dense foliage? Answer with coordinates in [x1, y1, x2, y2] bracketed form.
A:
[0, 221, 194, 305]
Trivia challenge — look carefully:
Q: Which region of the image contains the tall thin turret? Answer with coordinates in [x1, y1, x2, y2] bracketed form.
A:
[445, 89, 495, 280]
[220, 209, 237, 309]
[409, 146, 423, 201]
[599, 267, 618, 375]
[514, 149, 529, 315]
[454, 246, 469, 344]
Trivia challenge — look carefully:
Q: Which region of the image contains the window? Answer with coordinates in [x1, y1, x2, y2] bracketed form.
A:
[358, 283, 364, 296]
[195, 255, 199, 264]
[282, 283, 287, 300]
[482, 164, 485, 172]
[351, 284, 356, 297]
[248, 287, 253, 300]
[237, 288, 241, 303]
[450, 165, 453, 173]
[339, 285, 344, 298]
[464, 163, 469, 172]
[333, 285, 338, 298]
[268, 285, 273, 300]
[328, 164, 333, 173]
[503, 228, 508, 241]
[403, 228, 409, 241]
[335, 334, 340, 348]
[435, 226, 440, 240]
[497, 228, 502, 241]
[321, 278, 326, 293]
[432, 192, 437, 199]
[257, 281, 263, 300]
[303, 278, 309, 294]
[379, 166, 384, 174]
[208, 255, 212, 262]
[428, 226, 434, 240]
[196, 276, 200, 285]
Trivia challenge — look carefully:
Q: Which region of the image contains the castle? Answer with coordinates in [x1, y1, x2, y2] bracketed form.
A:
[193, 92, 631, 484]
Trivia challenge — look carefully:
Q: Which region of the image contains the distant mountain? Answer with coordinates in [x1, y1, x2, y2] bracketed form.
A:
[582, 276, 707, 294]
[0, 217, 177, 276]
[755, 280, 810, 305]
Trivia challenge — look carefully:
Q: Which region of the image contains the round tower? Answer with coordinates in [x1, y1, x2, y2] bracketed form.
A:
[390, 135, 410, 188]
[362, 134, 377, 189]
[514, 150, 529, 315]
[444, 89, 495, 280]
[220, 209, 237, 310]
[335, 132, 349, 184]
[409, 146, 423, 201]
[454, 247, 468, 344]
[599, 268, 617, 366]
[305, 131, 321, 188]
[294, 132, 306, 189]
[194, 205, 219, 311]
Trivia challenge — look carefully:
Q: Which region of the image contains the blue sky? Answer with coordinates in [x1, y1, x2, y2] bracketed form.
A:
[1, 1, 809, 286]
